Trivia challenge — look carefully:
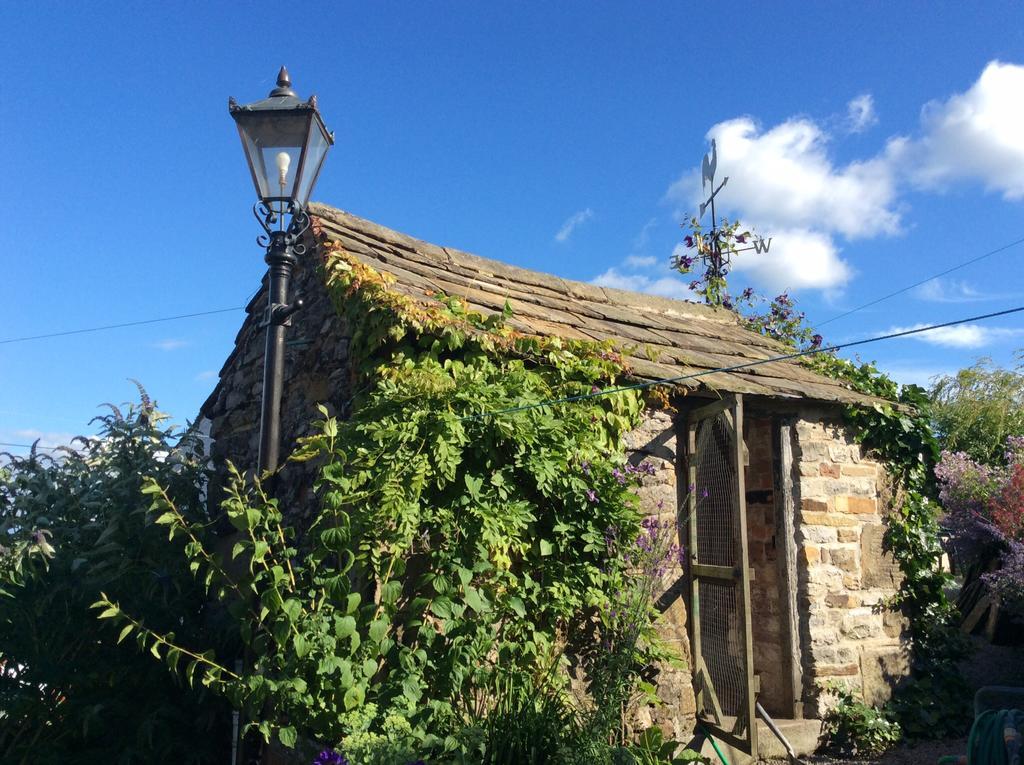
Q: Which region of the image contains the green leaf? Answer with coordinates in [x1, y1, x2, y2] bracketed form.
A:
[368, 619, 388, 644]
[116, 624, 133, 644]
[278, 726, 297, 748]
[335, 615, 356, 639]
[282, 599, 301, 623]
[343, 684, 364, 711]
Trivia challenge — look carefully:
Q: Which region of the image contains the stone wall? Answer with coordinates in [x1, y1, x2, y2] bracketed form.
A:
[624, 409, 696, 738]
[791, 408, 909, 714]
[201, 246, 354, 520]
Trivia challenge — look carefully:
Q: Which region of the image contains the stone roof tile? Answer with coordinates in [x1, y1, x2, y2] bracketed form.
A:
[307, 203, 881, 407]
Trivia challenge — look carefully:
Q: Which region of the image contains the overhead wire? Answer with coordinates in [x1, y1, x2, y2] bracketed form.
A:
[0, 235, 1020, 344]
[815, 235, 1024, 328]
[4, 306, 1023, 453]
[459, 305, 1024, 422]
[0, 285, 264, 346]
[0, 306, 245, 346]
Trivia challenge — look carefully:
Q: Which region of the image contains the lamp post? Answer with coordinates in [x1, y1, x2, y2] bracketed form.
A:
[229, 67, 334, 473]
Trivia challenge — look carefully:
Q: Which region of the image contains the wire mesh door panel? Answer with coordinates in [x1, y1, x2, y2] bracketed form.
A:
[686, 395, 757, 755]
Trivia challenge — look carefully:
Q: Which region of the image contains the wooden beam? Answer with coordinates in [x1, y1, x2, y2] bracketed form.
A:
[773, 419, 804, 719]
[733, 394, 758, 756]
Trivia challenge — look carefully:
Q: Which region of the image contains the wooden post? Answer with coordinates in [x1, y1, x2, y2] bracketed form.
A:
[773, 419, 804, 718]
[732, 395, 758, 752]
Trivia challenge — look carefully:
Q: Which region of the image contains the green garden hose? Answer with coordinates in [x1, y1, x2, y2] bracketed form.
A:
[964, 709, 1024, 765]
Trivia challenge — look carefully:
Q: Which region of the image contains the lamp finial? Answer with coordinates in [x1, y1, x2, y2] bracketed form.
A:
[269, 66, 297, 98]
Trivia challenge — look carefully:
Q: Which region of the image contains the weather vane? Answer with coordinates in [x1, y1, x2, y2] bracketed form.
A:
[694, 140, 772, 283]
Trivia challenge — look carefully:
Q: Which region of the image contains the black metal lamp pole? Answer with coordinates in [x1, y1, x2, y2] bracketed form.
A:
[256, 205, 307, 472]
[229, 67, 334, 473]
[227, 68, 333, 764]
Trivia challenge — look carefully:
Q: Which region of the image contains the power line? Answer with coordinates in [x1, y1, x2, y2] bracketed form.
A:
[5, 306, 1023, 449]
[816, 235, 1024, 328]
[0, 441, 59, 451]
[0, 306, 246, 346]
[460, 305, 1024, 422]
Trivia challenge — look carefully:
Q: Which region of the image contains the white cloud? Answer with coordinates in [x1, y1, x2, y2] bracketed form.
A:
[624, 254, 657, 269]
[663, 114, 900, 293]
[591, 267, 691, 300]
[631, 218, 658, 251]
[846, 94, 877, 133]
[912, 278, 986, 303]
[667, 116, 901, 240]
[153, 338, 188, 351]
[903, 61, 1024, 200]
[888, 322, 1024, 349]
[11, 429, 78, 449]
[878, 363, 953, 388]
[554, 208, 594, 243]
[728, 226, 853, 292]
[597, 60, 1024, 302]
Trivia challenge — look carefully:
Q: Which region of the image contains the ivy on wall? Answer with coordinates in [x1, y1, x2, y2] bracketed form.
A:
[95, 241, 691, 760]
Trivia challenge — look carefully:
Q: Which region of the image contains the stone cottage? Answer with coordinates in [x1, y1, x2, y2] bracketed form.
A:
[199, 202, 910, 758]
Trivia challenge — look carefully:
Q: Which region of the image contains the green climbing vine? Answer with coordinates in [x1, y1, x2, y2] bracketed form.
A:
[94, 239, 696, 763]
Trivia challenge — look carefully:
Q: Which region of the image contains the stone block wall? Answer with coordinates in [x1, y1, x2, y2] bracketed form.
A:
[791, 408, 909, 714]
[623, 409, 696, 739]
[200, 247, 354, 520]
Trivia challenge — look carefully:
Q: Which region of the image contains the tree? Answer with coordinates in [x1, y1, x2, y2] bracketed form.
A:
[0, 397, 232, 764]
[930, 355, 1024, 465]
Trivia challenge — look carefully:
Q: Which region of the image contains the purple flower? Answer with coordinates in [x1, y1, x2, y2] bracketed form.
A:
[735, 234, 747, 244]
[581, 460, 591, 475]
[314, 750, 348, 765]
[701, 487, 709, 498]
[811, 334, 823, 349]
[684, 235, 695, 248]
[586, 489, 598, 503]
[689, 280, 702, 291]
[741, 287, 755, 300]
[677, 254, 695, 270]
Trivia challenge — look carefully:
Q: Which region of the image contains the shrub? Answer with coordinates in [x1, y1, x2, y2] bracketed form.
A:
[930, 356, 1024, 465]
[0, 397, 232, 764]
[821, 684, 902, 757]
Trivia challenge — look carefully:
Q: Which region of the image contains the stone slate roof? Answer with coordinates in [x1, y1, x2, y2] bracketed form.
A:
[308, 203, 880, 407]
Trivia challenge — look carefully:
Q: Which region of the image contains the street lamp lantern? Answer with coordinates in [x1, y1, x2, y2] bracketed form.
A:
[229, 67, 334, 208]
[229, 67, 333, 475]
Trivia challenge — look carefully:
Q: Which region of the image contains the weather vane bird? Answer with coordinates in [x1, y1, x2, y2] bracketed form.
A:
[692, 139, 772, 284]
[701, 139, 717, 192]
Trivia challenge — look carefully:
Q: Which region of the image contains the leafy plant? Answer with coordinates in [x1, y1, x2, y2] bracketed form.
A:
[820, 683, 902, 757]
[94, 242, 684, 759]
[0, 398, 232, 764]
[672, 216, 750, 307]
[930, 355, 1024, 465]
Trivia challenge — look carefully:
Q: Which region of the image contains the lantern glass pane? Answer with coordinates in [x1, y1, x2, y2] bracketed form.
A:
[235, 111, 310, 201]
[294, 118, 331, 207]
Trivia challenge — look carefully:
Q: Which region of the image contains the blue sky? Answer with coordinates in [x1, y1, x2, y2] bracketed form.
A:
[2, 2, 1023, 452]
